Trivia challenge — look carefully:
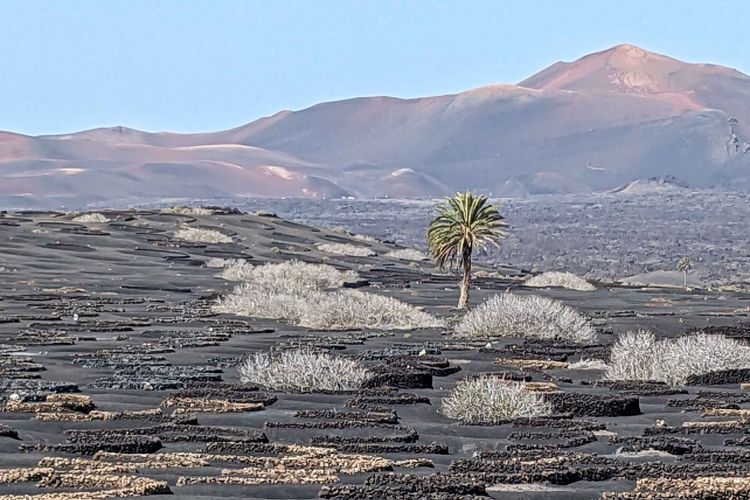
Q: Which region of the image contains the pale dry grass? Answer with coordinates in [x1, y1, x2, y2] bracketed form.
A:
[605, 330, 750, 385]
[72, 213, 110, 223]
[239, 349, 371, 392]
[174, 226, 233, 244]
[298, 289, 444, 330]
[441, 375, 552, 424]
[605, 330, 656, 381]
[385, 248, 427, 261]
[524, 271, 595, 291]
[216, 287, 442, 330]
[317, 242, 376, 257]
[454, 293, 597, 344]
[215, 260, 356, 298]
[214, 284, 309, 322]
[161, 206, 213, 215]
[246, 260, 357, 292]
[352, 233, 377, 242]
[218, 260, 255, 281]
[213, 261, 441, 330]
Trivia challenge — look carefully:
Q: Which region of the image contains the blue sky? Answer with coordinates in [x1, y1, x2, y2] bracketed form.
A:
[2, 0, 749, 135]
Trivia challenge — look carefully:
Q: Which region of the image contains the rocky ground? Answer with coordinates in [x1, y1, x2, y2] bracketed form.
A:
[0, 209, 749, 499]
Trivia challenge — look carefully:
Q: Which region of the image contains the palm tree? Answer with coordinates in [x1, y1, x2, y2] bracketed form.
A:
[427, 192, 508, 309]
[677, 256, 693, 288]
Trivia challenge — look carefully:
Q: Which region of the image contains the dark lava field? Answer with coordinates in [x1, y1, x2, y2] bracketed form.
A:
[229, 192, 750, 286]
[1, 208, 750, 499]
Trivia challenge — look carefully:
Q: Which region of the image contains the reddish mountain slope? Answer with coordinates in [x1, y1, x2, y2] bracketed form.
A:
[520, 44, 750, 134]
[521, 44, 742, 94]
[2, 44, 750, 207]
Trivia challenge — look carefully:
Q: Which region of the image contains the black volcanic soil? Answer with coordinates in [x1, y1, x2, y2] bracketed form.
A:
[0, 209, 749, 499]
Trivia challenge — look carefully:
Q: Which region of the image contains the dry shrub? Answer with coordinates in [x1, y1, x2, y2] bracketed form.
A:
[352, 233, 377, 242]
[441, 375, 552, 424]
[215, 284, 308, 322]
[214, 261, 441, 330]
[217, 287, 441, 330]
[161, 206, 213, 215]
[174, 226, 233, 244]
[218, 260, 255, 281]
[298, 289, 444, 330]
[317, 242, 376, 257]
[605, 330, 750, 385]
[245, 260, 357, 292]
[454, 293, 597, 344]
[214, 259, 355, 289]
[524, 271, 595, 291]
[605, 330, 656, 381]
[238, 349, 371, 392]
[385, 248, 427, 261]
[72, 213, 110, 223]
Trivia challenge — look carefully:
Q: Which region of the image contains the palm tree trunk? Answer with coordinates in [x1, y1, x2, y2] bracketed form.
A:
[458, 247, 472, 309]
[683, 270, 688, 288]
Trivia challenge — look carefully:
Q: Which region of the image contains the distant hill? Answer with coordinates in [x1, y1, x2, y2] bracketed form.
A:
[2, 44, 750, 207]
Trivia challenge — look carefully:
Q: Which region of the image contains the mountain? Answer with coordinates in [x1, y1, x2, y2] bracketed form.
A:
[2, 44, 750, 207]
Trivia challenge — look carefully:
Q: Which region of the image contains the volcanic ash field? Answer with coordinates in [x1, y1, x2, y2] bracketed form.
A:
[0, 208, 749, 499]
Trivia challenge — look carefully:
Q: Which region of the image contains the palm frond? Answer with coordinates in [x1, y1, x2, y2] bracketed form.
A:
[427, 191, 508, 270]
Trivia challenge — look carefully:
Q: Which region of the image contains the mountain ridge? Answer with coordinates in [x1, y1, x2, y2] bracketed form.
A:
[2, 44, 750, 207]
